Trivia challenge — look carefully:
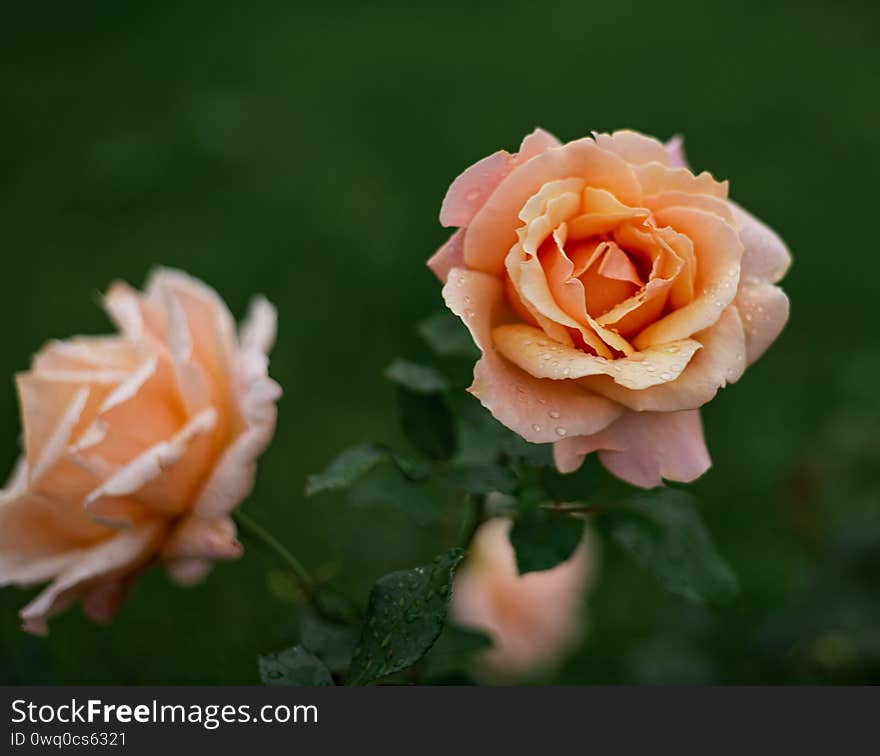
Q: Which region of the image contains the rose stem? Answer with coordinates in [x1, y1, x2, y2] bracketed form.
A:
[233, 509, 318, 599]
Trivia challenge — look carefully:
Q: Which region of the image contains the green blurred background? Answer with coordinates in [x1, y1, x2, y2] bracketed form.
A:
[2, 0, 878, 684]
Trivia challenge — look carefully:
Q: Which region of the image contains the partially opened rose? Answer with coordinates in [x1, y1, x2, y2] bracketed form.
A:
[451, 517, 593, 679]
[429, 129, 791, 487]
[0, 269, 281, 634]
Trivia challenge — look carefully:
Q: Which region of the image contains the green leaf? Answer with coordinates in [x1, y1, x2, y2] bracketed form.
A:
[306, 442, 387, 495]
[385, 359, 450, 394]
[509, 506, 584, 574]
[397, 388, 456, 460]
[418, 312, 479, 358]
[259, 645, 334, 686]
[299, 612, 360, 673]
[348, 548, 465, 685]
[422, 623, 493, 681]
[444, 464, 518, 495]
[305, 441, 428, 496]
[609, 489, 739, 606]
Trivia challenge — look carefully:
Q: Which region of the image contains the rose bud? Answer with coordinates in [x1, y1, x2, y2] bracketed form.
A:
[451, 518, 594, 680]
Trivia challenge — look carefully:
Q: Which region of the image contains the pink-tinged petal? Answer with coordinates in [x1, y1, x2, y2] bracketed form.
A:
[239, 296, 277, 355]
[465, 138, 642, 275]
[492, 323, 700, 388]
[581, 305, 747, 412]
[439, 129, 561, 231]
[81, 577, 134, 625]
[554, 409, 710, 487]
[735, 282, 790, 365]
[665, 135, 687, 169]
[732, 202, 792, 284]
[443, 268, 622, 444]
[634, 207, 743, 349]
[161, 515, 242, 562]
[427, 229, 465, 284]
[440, 150, 512, 229]
[593, 130, 672, 166]
[451, 517, 592, 679]
[514, 127, 562, 164]
[165, 557, 214, 587]
[19, 522, 164, 636]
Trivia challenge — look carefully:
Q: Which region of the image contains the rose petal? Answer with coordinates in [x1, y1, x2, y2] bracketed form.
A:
[514, 127, 562, 164]
[732, 202, 792, 284]
[427, 228, 465, 284]
[161, 515, 242, 561]
[165, 557, 214, 587]
[193, 356, 281, 519]
[440, 150, 512, 229]
[633, 207, 743, 349]
[554, 409, 711, 487]
[492, 323, 701, 388]
[665, 135, 687, 169]
[443, 267, 622, 443]
[239, 296, 277, 355]
[735, 281, 790, 365]
[19, 522, 164, 636]
[465, 138, 642, 274]
[581, 305, 747, 412]
[593, 130, 672, 166]
[84, 408, 218, 518]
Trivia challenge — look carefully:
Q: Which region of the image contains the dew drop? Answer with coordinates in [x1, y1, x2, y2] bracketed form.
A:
[464, 308, 475, 319]
[541, 352, 551, 360]
[660, 372, 671, 380]
[555, 426, 568, 437]
[532, 424, 542, 432]
[549, 410, 561, 419]
[466, 189, 480, 202]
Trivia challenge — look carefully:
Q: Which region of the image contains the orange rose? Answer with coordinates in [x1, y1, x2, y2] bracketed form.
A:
[451, 517, 593, 679]
[429, 129, 790, 487]
[0, 269, 281, 634]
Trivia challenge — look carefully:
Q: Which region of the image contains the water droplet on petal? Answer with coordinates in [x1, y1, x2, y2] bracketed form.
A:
[549, 410, 561, 419]
[532, 424, 542, 432]
[555, 426, 568, 437]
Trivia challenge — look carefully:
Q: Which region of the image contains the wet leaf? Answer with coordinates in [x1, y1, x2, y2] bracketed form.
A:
[306, 441, 427, 495]
[610, 489, 739, 606]
[397, 388, 456, 460]
[259, 645, 334, 686]
[385, 359, 450, 394]
[348, 548, 465, 685]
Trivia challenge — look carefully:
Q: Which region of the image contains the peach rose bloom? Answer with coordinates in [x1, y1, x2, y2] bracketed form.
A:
[429, 129, 791, 487]
[0, 269, 281, 634]
[451, 517, 593, 679]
